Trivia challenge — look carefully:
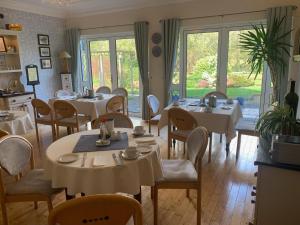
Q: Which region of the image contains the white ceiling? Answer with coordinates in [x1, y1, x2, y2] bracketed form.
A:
[0, 0, 192, 18]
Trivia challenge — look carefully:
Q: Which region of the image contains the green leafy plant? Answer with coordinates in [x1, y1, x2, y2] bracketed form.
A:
[256, 106, 300, 138]
[239, 17, 292, 103]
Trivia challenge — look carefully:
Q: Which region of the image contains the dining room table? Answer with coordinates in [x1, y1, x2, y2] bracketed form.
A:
[48, 93, 115, 121]
[158, 98, 243, 155]
[0, 110, 34, 135]
[44, 128, 164, 200]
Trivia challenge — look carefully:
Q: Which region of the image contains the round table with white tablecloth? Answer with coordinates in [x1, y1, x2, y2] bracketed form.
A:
[0, 110, 34, 135]
[44, 128, 164, 195]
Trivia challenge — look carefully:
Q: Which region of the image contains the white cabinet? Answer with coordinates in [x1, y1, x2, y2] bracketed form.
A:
[61, 73, 73, 92]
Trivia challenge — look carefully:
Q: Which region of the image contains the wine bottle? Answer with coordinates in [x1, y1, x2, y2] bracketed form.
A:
[285, 80, 299, 117]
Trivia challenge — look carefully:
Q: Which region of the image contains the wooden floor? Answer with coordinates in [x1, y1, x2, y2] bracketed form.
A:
[1, 118, 258, 225]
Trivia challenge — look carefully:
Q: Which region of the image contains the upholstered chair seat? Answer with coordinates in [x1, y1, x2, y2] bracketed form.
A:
[160, 160, 197, 182]
[6, 169, 61, 196]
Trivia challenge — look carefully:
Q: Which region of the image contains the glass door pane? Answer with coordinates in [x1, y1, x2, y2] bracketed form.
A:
[227, 30, 263, 120]
[89, 40, 112, 91]
[116, 38, 140, 115]
[186, 32, 219, 98]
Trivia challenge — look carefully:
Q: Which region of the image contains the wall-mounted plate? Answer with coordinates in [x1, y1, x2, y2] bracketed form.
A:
[152, 33, 162, 44]
[152, 46, 161, 57]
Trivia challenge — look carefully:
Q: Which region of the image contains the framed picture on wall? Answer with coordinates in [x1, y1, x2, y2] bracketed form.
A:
[39, 47, 51, 57]
[37, 34, 49, 45]
[40, 58, 52, 69]
[0, 36, 6, 52]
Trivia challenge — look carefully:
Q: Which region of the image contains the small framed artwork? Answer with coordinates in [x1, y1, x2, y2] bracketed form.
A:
[37, 34, 50, 45]
[40, 58, 52, 69]
[39, 47, 51, 57]
[0, 36, 6, 52]
[25, 64, 40, 85]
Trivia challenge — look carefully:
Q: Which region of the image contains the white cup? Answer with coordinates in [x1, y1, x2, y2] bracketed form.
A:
[134, 126, 144, 134]
[125, 146, 138, 158]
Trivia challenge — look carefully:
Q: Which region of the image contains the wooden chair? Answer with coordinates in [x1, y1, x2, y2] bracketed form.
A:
[0, 135, 64, 225]
[0, 129, 8, 138]
[147, 95, 161, 136]
[112, 87, 129, 115]
[106, 96, 125, 114]
[204, 91, 228, 143]
[236, 118, 259, 160]
[154, 127, 209, 225]
[96, 86, 111, 94]
[92, 112, 133, 129]
[31, 99, 56, 144]
[167, 107, 198, 159]
[48, 194, 143, 225]
[204, 91, 228, 99]
[53, 100, 89, 138]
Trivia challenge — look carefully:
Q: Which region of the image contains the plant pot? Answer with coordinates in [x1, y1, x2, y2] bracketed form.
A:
[259, 134, 272, 151]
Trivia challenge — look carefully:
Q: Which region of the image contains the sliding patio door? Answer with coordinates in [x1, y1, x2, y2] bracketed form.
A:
[181, 24, 270, 120]
[80, 36, 141, 116]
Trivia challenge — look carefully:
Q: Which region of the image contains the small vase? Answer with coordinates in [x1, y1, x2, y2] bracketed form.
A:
[285, 80, 299, 118]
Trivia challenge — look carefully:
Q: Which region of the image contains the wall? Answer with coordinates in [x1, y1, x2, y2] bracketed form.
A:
[67, 0, 300, 106]
[0, 7, 65, 100]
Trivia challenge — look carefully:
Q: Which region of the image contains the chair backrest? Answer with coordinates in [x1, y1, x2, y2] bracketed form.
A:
[48, 194, 143, 225]
[92, 113, 133, 129]
[31, 98, 52, 117]
[187, 127, 209, 172]
[112, 87, 128, 97]
[53, 100, 77, 119]
[168, 107, 197, 130]
[106, 96, 125, 114]
[204, 91, 228, 99]
[147, 95, 160, 115]
[0, 129, 8, 138]
[0, 135, 33, 176]
[55, 90, 72, 98]
[96, 86, 111, 94]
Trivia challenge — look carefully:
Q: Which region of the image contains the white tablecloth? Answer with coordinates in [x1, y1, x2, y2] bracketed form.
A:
[44, 128, 164, 195]
[48, 94, 115, 121]
[158, 99, 242, 142]
[0, 110, 33, 135]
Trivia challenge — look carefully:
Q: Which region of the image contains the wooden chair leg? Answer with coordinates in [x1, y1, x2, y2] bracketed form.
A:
[183, 142, 186, 155]
[56, 126, 60, 139]
[51, 125, 56, 142]
[34, 201, 38, 209]
[167, 137, 171, 159]
[151, 186, 154, 200]
[186, 189, 190, 198]
[154, 186, 158, 225]
[236, 132, 242, 160]
[149, 120, 151, 133]
[197, 187, 201, 225]
[1, 202, 8, 225]
[157, 128, 160, 136]
[47, 199, 53, 211]
[208, 133, 212, 163]
[34, 122, 40, 147]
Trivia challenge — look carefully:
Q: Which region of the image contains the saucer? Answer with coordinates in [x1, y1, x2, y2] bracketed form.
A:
[121, 151, 139, 160]
[138, 146, 152, 154]
[57, 153, 79, 163]
[96, 139, 111, 146]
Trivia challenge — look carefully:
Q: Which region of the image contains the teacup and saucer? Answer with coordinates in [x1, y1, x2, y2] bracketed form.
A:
[133, 126, 145, 136]
[122, 146, 139, 160]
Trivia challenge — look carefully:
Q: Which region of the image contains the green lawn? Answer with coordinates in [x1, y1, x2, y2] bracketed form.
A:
[186, 86, 261, 98]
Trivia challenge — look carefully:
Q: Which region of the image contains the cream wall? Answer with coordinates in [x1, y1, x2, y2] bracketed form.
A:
[67, 0, 300, 105]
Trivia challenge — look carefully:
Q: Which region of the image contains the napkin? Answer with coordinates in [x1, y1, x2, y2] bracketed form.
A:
[135, 137, 157, 145]
[92, 156, 108, 167]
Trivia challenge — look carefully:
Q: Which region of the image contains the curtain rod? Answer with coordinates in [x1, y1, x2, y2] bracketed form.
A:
[159, 9, 268, 22]
[80, 21, 149, 31]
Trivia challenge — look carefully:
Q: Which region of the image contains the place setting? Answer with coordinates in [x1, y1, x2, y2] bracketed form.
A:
[0, 111, 14, 122]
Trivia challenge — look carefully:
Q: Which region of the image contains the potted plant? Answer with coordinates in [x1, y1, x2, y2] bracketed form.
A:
[256, 105, 300, 149]
[239, 17, 292, 104]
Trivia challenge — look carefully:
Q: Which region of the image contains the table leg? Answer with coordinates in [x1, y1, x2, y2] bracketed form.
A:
[172, 126, 176, 148]
[226, 142, 230, 157]
[134, 187, 142, 203]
